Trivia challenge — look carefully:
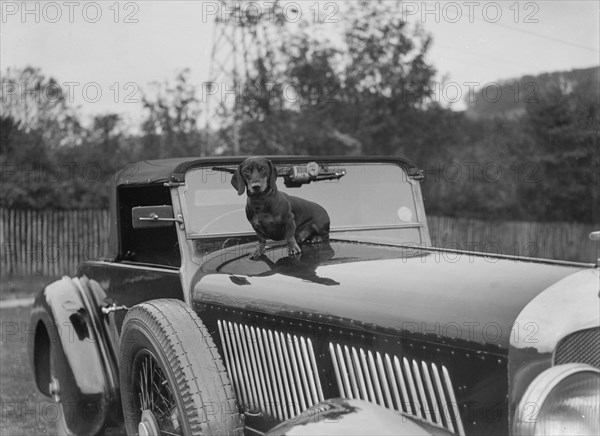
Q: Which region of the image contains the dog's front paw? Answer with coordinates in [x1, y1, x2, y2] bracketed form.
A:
[305, 235, 323, 245]
[288, 242, 302, 258]
[249, 245, 266, 260]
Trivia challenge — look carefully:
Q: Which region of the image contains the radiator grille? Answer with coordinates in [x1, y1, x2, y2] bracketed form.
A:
[217, 321, 324, 420]
[329, 342, 465, 435]
[554, 327, 600, 369]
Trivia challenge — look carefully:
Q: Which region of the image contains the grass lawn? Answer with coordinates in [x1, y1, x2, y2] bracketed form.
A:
[1, 304, 58, 436]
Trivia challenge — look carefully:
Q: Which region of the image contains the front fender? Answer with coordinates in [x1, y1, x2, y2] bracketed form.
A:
[508, 267, 600, 424]
[28, 276, 113, 435]
[266, 399, 452, 435]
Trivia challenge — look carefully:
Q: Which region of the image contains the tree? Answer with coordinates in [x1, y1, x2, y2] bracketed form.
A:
[141, 69, 204, 158]
[519, 69, 599, 223]
[0, 67, 122, 209]
[0, 66, 81, 148]
[233, 0, 437, 157]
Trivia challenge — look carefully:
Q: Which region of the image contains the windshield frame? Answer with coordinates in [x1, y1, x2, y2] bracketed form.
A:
[177, 159, 429, 242]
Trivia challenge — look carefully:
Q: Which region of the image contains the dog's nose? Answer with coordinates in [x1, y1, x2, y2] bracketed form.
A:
[251, 183, 262, 192]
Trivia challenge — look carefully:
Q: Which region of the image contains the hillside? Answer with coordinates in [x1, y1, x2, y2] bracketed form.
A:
[465, 66, 599, 120]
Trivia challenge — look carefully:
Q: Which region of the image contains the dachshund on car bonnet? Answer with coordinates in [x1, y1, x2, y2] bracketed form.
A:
[231, 157, 330, 259]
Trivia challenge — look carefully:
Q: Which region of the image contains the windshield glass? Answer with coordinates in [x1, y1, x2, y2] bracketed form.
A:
[182, 162, 421, 240]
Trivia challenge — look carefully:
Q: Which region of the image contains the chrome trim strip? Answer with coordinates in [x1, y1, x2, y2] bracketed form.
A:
[329, 343, 346, 398]
[432, 363, 455, 434]
[367, 350, 384, 405]
[381, 242, 597, 268]
[327, 343, 464, 435]
[360, 348, 376, 402]
[376, 352, 394, 409]
[287, 333, 307, 412]
[188, 230, 255, 239]
[294, 337, 312, 408]
[219, 322, 323, 420]
[237, 324, 260, 410]
[294, 335, 311, 408]
[268, 329, 290, 420]
[393, 356, 412, 414]
[412, 359, 433, 422]
[261, 329, 284, 420]
[244, 326, 265, 411]
[443, 366, 466, 436]
[217, 321, 240, 402]
[248, 326, 269, 416]
[253, 328, 274, 417]
[84, 260, 180, 272]
[336, 344, 353, 398]
[277, 331, 301, 416]
[227, 321, 249, 406]
[352, 347, 368, 400]
[188, 223, 423, 239]
[273, 330, 296, 417]
[403, 357, 422, 418]
[244, 425, 265, 436]
[344, 345, 360, 399]
[385, 354, 402, 411]
[327, 342, 466, 435]
[299, 337, 318, 406]
[422, 361, 443, 425]
[331, 223, 423, 232]
[307, 338, 324, 402]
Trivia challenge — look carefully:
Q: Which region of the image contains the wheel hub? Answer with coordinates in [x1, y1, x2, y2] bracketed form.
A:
[138, 410, 160, 436]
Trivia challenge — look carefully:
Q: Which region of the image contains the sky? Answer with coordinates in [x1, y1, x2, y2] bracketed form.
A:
[1, 0, 599, 129]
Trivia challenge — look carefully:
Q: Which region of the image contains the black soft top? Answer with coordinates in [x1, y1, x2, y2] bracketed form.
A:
[114, 158, 191, 186]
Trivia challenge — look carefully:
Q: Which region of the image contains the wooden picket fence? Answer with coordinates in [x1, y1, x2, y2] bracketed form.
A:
[0, 208, 597, 277]
[1, 208, 110, 277]
[427, 215, 598, 264]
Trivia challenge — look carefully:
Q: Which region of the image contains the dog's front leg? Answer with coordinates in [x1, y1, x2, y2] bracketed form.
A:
[284, 213, 301, 258]
[250, 235, 267, 260]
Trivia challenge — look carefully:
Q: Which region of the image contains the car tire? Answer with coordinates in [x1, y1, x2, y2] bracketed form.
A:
[119, 299, 243, 436]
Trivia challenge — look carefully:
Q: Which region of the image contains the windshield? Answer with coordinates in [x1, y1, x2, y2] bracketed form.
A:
[182, 162, 424, 244]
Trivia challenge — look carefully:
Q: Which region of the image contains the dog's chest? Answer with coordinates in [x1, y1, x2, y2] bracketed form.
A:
[252, 212, 284, 228]
[251, 213, 286, 238]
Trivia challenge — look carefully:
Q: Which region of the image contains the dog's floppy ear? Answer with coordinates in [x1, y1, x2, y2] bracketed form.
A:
[231, 165, 246, 195]
[267, 159, 277, 189]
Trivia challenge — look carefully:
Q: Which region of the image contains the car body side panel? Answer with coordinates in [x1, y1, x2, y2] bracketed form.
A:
[28, 276, 112, 435]
[76, 261, 184, 351]
[28, 263, 184, 434]
[195, 303, 509, 435]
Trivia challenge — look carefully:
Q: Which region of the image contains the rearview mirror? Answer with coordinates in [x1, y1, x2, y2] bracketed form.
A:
[132, 205, 180, 229]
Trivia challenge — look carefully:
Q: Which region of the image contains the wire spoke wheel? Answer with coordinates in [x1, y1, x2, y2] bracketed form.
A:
[133, 350, 181, 436]
[119, 299, 242, 436]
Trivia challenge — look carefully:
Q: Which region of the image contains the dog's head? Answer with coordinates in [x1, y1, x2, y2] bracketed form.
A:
[231, 157, 277, 196]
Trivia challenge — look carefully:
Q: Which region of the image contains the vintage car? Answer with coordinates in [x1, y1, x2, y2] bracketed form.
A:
[28, 156, 599, 435]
